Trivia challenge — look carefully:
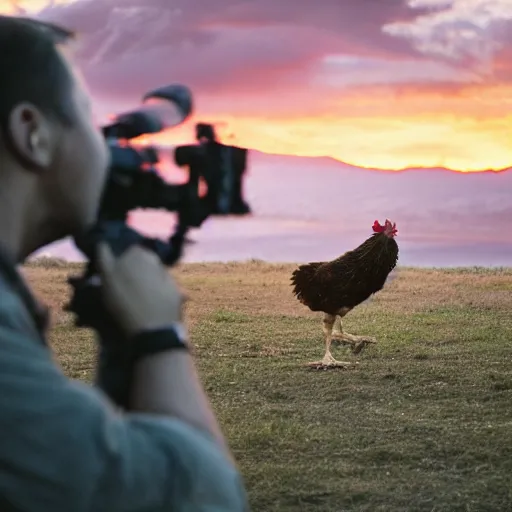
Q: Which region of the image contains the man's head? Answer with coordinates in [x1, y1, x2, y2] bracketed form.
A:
[0, 16, 109, 260]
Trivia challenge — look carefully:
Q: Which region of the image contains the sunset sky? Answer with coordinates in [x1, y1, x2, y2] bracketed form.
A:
[3, 0, 512, 172]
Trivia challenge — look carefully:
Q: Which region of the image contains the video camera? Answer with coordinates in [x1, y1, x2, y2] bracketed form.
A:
[73, 83, 209, 270]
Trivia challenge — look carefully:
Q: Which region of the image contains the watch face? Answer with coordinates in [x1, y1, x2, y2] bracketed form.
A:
[173, 322, 188, 342]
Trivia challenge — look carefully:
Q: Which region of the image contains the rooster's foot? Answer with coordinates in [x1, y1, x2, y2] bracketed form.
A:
[352, 337, 377, 355]
[306, 352, 357, 370]
[331, 333, 377, 354]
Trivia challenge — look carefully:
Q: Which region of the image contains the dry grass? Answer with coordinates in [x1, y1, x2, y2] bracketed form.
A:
[23, 260, 512, 511]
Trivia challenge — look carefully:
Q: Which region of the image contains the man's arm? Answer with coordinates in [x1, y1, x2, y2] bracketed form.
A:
[0, 324, 248, 511]
[131, 345, 233, 462]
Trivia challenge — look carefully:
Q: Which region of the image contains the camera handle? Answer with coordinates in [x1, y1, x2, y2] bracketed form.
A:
[65, 220, 189, 408]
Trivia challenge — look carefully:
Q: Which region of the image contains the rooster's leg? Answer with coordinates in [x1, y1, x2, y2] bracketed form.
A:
[333, 316, 377, 355]
[307, 314, 352, 368]
[332, 316, 343, 337]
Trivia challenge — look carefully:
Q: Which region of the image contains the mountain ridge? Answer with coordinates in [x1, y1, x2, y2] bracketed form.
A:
[247, 149, 512, 175]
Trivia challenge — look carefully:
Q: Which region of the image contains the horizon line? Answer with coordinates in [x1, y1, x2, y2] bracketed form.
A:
[140, 140, 512, 175]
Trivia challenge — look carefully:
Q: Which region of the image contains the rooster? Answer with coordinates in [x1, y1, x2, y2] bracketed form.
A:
[291, 219, 398, 368]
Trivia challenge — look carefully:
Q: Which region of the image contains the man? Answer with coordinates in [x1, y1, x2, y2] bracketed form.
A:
[0, 15, 248, 511]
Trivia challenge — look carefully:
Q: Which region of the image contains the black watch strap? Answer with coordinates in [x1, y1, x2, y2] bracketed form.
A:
[130, 325, 189, 363]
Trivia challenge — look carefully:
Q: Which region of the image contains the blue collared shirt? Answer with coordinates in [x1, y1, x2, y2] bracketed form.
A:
[0, 250, 249, 511]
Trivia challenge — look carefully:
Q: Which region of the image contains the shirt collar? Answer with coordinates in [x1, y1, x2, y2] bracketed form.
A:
[0, 244, 49, 344]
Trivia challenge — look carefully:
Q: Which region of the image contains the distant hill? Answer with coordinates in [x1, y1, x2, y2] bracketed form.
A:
[246, 149, 512, 175]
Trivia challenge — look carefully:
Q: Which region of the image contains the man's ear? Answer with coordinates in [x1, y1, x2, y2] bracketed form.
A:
[7, 103, 53, 171]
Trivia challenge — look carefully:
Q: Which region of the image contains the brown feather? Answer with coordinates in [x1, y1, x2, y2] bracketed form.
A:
[291, 232, 398, 315]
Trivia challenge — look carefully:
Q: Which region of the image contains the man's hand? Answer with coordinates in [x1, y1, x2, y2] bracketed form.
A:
[97, 243, 184, 337]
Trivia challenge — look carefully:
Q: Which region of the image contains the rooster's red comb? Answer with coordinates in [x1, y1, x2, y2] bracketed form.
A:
[372, 220, 385, 233]
[372, 219, 398, 236]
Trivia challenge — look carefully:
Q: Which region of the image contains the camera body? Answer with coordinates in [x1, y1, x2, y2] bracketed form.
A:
[99, 139, 206, 227]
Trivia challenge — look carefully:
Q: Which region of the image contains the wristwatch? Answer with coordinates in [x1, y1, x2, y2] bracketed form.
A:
[130, 323, 189, 363]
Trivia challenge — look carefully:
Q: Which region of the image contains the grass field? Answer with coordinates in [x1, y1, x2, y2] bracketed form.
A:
[23, 260, 512, 511]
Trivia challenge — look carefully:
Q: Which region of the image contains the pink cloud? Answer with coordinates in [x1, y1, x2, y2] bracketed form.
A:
[24, 0, 512, 140]
[34, 0, 435, 107]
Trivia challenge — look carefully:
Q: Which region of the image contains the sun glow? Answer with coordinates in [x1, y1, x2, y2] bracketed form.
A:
[0, 0, 75, 14]
[134, 110, 512, 172]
